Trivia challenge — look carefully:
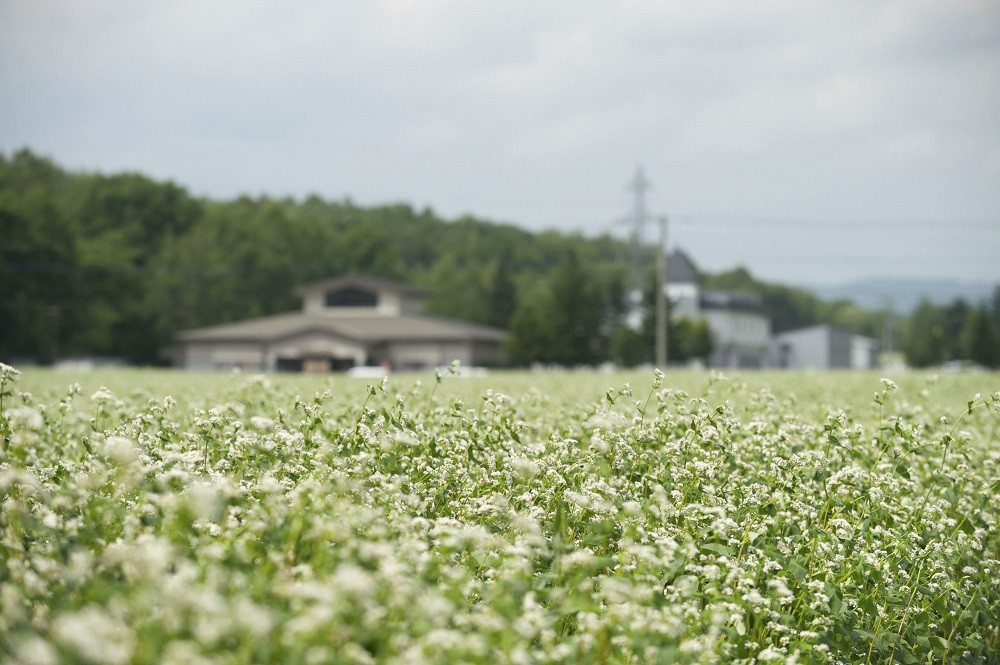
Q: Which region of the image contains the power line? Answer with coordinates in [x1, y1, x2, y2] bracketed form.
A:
[654, 214, 999, 230]
[590, 213, 998, 236]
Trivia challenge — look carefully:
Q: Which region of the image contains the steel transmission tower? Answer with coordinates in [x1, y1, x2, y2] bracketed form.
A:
[624, 165, 668, 366]
[625, 166, 650, 330]
[628, 166, 650, 295]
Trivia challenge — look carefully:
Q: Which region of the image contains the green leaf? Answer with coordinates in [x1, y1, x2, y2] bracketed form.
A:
[894, 645, 919, 665]
[829, 592, 843, 616]
[929, 636, 950, 651]
[858, 596, 878, 620]
[701, 542, 734, 557]
[932, 595, 948, 615]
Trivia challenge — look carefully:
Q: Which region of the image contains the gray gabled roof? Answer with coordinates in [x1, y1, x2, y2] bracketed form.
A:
[177, 312, 507, 344]
[667, 249, 699, 285]
[293, 275, 430, 299]
[699, 289, 764, 313]
[773, 323, 853, 340]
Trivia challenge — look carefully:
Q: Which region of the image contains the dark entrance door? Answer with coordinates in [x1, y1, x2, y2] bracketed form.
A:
[276, 356, 356, 372]
[276, 357, 303, 372]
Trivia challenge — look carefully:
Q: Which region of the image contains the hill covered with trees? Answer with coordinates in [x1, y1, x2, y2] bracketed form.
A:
[2, 148, 997, 368]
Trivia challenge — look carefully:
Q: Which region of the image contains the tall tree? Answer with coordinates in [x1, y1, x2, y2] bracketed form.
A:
[547, 249, 604, 365]
[990, 285, 1000, 338]
[0, 185, 77, 362]
[487, 256, 517, 329]
[670, 317, 714, 362]
[942, 299, 970, 361]
[506, 250, 606, 366]
[903, 300, 946, 367]
[421, 250, 492, 325]
[960, 305, 998, 368]
[70, 173, 202, 362]
[505, 288, 554, 366]
[0, 150, 84, 363]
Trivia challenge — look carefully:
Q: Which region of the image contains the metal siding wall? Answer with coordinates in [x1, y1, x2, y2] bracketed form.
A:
[829, 329, 852, 368]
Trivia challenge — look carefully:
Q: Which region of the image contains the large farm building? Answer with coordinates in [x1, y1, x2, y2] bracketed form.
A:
[173, 276, 507, 372]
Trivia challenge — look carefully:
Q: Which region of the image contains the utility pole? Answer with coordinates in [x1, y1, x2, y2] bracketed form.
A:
[655, 215, 668, 368]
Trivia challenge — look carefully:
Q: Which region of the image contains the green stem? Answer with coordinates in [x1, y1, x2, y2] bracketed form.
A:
[942, 580, 983, 665]
[888, 558, 924, 665]
[866, 613, 884, 664]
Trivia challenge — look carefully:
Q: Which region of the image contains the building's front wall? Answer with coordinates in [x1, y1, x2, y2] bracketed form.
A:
[301, 288, 331, 314]
[267, 332, 369, 370]
[379, 339, 504, 370]
[180, 342, 267, 372]
[851, 335, 880, 369]
[300, 284, 424, 317]
[704, 309, 771, 368]
[828, 328, 852, 368]
[772, 326, 855, 370]
[179, 335, 505, 372]
[179, 334, 371, 372]
[371, 291, 405, 317]
[667, 283, 700, 320]
[772, 328, 829, 369]
[470, 340, 505, 367]
[386, 341, 475, 370]
[395, 292, 427, 316]
[704, 310, 770, 347]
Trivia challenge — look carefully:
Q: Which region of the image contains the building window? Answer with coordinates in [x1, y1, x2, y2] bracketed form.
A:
[325, 287, 377, 308]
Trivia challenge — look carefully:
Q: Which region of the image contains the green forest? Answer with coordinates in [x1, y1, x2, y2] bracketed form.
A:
[1, 148, 998, 368]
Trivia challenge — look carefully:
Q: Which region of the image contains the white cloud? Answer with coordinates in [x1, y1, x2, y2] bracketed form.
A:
[509, 95, 675, 160]
[403, 120, 466, 150]
[674, 71, 881, 157]
[867, 128, 940, 164]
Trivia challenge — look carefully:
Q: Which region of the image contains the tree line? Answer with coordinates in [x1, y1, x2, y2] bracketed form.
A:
[902, 296, 1000, 369]
[2, 148, 996, 369]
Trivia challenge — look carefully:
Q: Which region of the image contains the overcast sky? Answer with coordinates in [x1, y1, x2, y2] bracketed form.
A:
[2, 1, 998, 287]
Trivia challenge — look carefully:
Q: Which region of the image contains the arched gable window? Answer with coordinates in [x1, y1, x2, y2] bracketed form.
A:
[325, 287, 377, 308]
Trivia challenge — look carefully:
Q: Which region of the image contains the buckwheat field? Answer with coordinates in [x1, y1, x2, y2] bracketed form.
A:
[1, 363, 998, 665]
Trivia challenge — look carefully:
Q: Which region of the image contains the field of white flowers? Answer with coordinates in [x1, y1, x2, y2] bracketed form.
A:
[1, 364, 998, 665]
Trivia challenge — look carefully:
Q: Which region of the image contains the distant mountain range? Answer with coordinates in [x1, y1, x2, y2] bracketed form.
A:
[806, 277, 997, 313]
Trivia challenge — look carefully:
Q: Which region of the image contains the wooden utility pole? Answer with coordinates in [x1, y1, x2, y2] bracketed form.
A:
[655, 215, 668, 368]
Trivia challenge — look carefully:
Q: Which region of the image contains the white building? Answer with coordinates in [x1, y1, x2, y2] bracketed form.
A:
[700, 290, 773, 368]
[850, 335, 880, 370]
[665, 250, 881, 370]
[771, 324, 880, 370]
[666, 250, 772, 368]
